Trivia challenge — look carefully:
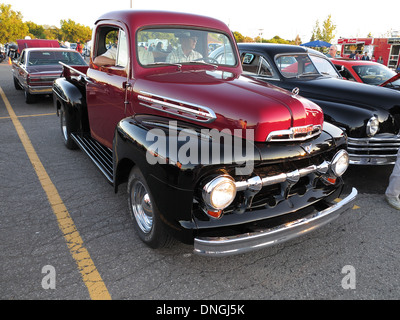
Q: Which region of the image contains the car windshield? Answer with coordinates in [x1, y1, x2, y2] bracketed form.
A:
[137, 28, 236, 67]
[275, 53, 340, 79]
[28, 51, 86, 66]
[352, 64, 399, 85]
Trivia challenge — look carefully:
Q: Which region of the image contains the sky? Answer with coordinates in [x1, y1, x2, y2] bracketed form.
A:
[4, 0, 400, 43]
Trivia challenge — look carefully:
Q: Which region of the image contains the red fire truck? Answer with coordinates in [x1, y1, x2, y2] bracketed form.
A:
[337, 37, 400, 70]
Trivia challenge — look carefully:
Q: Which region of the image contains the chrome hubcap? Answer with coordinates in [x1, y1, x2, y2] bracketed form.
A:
[130, 180, 153, 233]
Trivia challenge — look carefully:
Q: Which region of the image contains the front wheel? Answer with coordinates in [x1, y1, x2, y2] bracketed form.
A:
[128, 167, 173, 249]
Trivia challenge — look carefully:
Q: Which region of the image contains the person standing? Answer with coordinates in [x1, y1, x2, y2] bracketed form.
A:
[326, 45, 337, 58]
[361, 52, 370, 60]
[385, 148, 400, 209]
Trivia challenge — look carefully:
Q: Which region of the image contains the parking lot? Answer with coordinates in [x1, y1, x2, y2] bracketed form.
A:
[0, 60, 399, 301]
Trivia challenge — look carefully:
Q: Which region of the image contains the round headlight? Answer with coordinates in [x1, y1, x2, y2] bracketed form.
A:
[331, 149, 349, 177]
[202, 175, 237, 210]
[366, 116, 379, 137]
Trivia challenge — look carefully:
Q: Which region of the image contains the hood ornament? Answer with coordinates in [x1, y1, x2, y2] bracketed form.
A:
[291, 87, 300, 98]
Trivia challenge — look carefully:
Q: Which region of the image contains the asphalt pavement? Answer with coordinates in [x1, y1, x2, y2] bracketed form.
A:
[0, 60, 399, 302]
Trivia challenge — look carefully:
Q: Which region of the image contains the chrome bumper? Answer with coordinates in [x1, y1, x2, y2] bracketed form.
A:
[193, 187, 357, 256]
[28, 85, 53, 95]
[348, 135, 400, 165]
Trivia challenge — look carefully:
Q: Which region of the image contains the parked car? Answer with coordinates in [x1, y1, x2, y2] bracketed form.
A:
[214, 43, 400, 165]
[52, 10, 356, 256]
[12, 47, 87, 103]
[332, 58, 400, 91]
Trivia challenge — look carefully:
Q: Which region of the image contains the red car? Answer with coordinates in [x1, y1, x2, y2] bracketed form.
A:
[332, 58, 400, 90]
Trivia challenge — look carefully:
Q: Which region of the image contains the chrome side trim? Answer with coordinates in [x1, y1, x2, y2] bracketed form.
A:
[193, 187, 357, 256]
[138, 91, 217, 123]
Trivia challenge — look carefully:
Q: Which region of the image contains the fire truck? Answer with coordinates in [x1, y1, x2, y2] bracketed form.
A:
[337, 37, 400, 70]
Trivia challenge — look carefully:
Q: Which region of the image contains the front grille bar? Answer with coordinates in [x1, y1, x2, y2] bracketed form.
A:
[235, 160, 330, 192]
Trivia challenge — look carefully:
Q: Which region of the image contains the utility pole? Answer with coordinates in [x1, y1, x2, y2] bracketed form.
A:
[258, 29, 263, 43]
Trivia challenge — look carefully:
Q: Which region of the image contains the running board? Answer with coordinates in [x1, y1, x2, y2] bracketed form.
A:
[71, 133, 114, 184]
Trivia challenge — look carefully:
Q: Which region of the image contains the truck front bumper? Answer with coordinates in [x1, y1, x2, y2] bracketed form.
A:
[193, 187, 357, 256]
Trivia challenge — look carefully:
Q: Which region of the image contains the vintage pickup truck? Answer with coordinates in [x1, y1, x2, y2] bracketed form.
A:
[52, 10, 356, 256]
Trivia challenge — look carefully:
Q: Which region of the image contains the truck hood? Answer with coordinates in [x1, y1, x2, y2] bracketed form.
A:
[134, 70, 323, 142]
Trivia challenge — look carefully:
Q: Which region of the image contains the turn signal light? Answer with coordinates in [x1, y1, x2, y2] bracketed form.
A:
[207, 210, 223, 219]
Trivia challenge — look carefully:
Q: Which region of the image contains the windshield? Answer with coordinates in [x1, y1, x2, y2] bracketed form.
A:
[352, 64, 399, 86]
[275, 53, 340, 79]
[137, 28, 236, 67]
[27, 51, 86, 66]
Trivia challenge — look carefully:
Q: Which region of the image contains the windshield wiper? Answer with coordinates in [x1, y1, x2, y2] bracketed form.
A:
[150, 62, 183, 70]
[182, 61, 218, 70]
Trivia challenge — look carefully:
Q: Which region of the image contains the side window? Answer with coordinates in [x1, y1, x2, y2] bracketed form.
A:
[344, 68, 356, 81]
[20, 51, 25, 65]
[241, 52, 274, 78]
[335, 65, 356, 81]
[94, 26, 128, 70]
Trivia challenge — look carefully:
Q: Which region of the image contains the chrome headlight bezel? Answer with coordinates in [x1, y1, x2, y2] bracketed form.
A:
[202, 175, 237, 211]
[366, 116, 379, 137]
[331, 149, 349, 177]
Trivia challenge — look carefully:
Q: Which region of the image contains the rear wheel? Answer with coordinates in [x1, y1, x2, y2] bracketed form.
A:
[24, 89, 36, 104]
[59, 106, 78, 150]
[13, 77, 22, 90]
[128, 167, 173, 248]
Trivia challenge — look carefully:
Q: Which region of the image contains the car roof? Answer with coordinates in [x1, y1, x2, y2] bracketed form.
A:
[23, 47, 79, 53]
[237, 43, 326, 57]
[331, 58, 378, 66]
[96, 10, 230, 32]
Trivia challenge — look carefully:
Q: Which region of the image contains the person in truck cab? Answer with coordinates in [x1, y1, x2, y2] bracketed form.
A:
[166, 32, 202, 63]
[93, 38, 118, 66]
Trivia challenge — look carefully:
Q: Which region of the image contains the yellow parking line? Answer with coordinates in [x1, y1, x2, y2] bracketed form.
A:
[0, 87, 111, 300]
[334, 198, 360, 210]
[0, 113, 56, 120]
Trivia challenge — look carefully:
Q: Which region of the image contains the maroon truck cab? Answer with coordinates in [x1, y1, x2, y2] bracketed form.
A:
[53, 10, 356, 256]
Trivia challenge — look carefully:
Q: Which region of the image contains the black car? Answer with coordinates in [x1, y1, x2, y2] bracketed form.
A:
[212, 43, 400, 165]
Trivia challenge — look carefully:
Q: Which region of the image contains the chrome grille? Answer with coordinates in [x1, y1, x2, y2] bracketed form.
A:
[266, 124, 322, 142]
[347, 135, 400, 165]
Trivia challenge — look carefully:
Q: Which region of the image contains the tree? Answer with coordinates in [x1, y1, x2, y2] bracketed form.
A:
[311, 15, 336, 43]
[321, 15, 336, 43]
[26, 21, 46, 39]
[0, 3, 29, 43]
[310, 20, 322, 41]
[60, 19, 92, 43]
[233, 31, 244, 43]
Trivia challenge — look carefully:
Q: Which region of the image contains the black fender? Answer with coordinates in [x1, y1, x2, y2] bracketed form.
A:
[310, 98, 395, 138]
[52, 78, 90, 134]
[113, 115, 264, 243]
